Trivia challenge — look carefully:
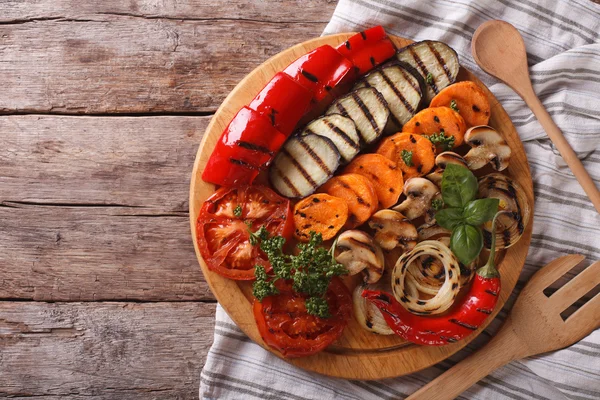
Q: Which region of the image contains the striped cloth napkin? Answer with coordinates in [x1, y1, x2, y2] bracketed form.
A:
[200, 0, 600, 398]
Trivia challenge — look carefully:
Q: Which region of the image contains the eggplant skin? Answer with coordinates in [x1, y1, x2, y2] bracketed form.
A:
[396, 40, 460, 106]
[269, 133, 341, 198]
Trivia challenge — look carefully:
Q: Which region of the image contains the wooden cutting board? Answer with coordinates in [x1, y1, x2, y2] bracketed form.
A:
[189, 34, 534, 380]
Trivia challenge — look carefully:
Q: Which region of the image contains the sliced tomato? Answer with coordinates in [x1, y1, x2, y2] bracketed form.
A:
[253, 278, 352, 358]
[197, 186, 293, 280]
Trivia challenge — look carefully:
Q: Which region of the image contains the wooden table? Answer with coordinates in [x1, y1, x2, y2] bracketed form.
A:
[0, 2, 335, 398]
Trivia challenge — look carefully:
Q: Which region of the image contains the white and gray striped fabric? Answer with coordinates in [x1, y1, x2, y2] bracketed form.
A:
[200, 0, 600, 398]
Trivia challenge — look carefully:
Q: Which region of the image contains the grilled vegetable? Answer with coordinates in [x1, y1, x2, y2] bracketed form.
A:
[336, 26, 397, 75]
[478, 173, 531, 250]
[335, 230, 385, 284]
[300, 114, 360, 164]
[353, 281, 395, 335]
[284, 44, 354, 104]
[426, 152, 468, 187]
[390, 240, 462, 315]
[202, 106, 287, 186]
[396, 41, 460, 104]
[343, 154, 404, 208]
[248, 72, 313, 137]
[293, 194, 349, 242]
[364, 212, 504, 346]
[320, 173, 378, 229]
[393, 177, 440, 220]
[270, 134, 340, 198]
[368, 209, 418, 252]
[355, 64, 422, 130]
[464, 125, 511, 171]
[326, 87, 390, 145]
[402, 106, 467, 149]
[377, 132, 436, 178]
[430, 81, 491, 127]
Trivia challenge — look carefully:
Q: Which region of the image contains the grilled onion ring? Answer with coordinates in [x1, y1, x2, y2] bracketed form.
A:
[391, 240, 461, 315]
[353, 281, 394, 335]
[478, 173, 531, 250]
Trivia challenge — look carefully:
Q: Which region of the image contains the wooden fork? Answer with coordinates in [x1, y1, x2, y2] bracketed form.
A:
[407, 254, 600, 400]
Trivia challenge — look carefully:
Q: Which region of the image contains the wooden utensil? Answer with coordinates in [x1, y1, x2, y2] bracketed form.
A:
[471, 20, 600, 213]
[189, 33, 535, 379]
[407, 254, 600, 400]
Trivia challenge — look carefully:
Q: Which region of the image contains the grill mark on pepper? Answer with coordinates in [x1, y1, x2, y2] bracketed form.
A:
[280, 147, 318, 188]
[360, 31, 367, 40]
[229, 158, 259, 169]
[236, 140, 273, 155]
[370, 56, 376, 67]
[298, 136, 333, 176]
[344, 40, 351, 50]
[449, 318, 478, 330]
[485, 289, 498, 297]
[440, 335, 458, 343]
[301, 69, 319, 83]
[476, 308, 493, 315]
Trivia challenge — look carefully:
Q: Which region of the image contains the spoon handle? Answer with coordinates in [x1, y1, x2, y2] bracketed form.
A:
[406, 317, 527, 400]
[521, 89, 600, 213]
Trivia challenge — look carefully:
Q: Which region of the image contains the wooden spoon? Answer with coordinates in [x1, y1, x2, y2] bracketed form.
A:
[471, 20, 600, 213]
[407, 254, 600, 400]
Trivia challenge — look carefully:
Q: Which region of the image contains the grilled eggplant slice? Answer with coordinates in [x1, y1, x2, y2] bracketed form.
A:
[326, 87, 390, 145]
[355, 64, 422, 131]
[396, 40, 459, 104]
[300, 114, 360, 164]
[270, 134, 340, 198]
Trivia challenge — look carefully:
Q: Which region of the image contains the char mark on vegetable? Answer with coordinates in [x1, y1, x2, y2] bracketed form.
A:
[280, 147, 319, 188]
[325, 121, 361, 150]
[380, 69, 415, 115]
[440, 335, 458, 343]
[485, 289, 498, 297]
[449, 318, 478, 330]
[476, 308, 493, 315]
[409, 47, 438, 93]
[301, 69, 319, 83]
[427, 42, 454, 83]
[237, 140, 274, 155]
[351, 91, 380, 135]
[298, 137, 334, 176]
[230, 158, 259, 169]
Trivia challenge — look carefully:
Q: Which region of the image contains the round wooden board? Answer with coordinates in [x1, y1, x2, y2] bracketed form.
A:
[189, 34, 534, 380]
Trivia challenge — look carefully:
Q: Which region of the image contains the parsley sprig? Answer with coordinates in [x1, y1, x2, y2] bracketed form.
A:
[424, 130, 455, 151]
[250, 228, 347, 318]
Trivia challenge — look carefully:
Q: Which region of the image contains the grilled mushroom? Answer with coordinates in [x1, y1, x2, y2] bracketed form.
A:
[464, 126, 511, 171]
[426, 152, 468, 187]
[368, 210, 418, 252]
[392, 178, 439, 220]
[335, 230, 385, 283]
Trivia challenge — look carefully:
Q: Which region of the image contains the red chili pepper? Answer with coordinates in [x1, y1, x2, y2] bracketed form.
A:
[249, 72, 313, 137]
[336, 26, 397, 75]
[363, 213, 504, 346]
[283, 44, 354, 103]
[202, 106, 287, 187]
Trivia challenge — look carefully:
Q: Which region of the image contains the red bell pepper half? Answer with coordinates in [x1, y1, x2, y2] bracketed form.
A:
[202, 106, 287, 187]
[336, 26, 397, 75]
[249, 72, 313, 137]
[283, 44, 354, 103]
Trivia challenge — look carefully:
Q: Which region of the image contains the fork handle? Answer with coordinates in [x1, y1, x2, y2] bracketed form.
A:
[406, 317, 528, 400]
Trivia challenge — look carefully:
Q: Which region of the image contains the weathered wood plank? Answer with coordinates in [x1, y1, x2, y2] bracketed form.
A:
[0, 9, 333, 114]
[0, 203, 212, 301]
[0, 115, 205, 210]
[0, 301, 216, 399]
[0, 0, 337, 22]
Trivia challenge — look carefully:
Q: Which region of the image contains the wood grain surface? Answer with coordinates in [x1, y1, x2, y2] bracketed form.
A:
[189, 34, 534, 379]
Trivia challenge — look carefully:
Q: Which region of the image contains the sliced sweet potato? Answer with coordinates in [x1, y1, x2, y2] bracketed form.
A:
[402, 106, 466, 149]
[293, 194, 348, 242]
[320, 174, 378, 229]
[377, 132, 435, 179]
[429, 81, 491, 127]
[343, 154, 403, 209]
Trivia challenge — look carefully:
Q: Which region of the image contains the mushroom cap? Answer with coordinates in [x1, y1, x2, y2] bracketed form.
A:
[368, 209, 418, 251]
[335, 230, 385, 283]
[425, 152, 467, 187]
[464, 125, 511, 171]
[392, 177, 439, 220]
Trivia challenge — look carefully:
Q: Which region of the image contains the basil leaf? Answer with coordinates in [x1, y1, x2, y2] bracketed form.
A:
[463, 198, 500, 226]
[435, 207, 464, 230]
[441, 164, 478, 208]
[450, 224, 483, 266]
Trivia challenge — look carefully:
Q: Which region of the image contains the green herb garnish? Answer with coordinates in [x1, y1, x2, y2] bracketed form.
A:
[424, 131, 455, 151]
[426, 73, 434, 85]
[435, 164, 499, 265]
[401, 149, 414, 167]
[250, 230, 347, 318]
[233, 205, 242, 217]
[431, 198, 445, 211]
[450, 99, 459, 112]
